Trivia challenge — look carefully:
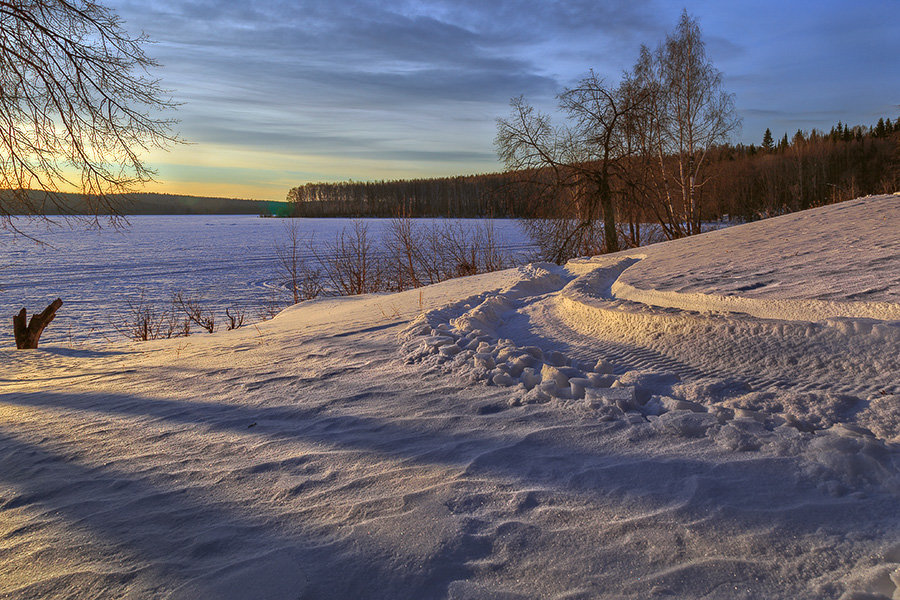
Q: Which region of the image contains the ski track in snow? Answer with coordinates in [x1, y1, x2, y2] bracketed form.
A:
[1, 196, 899, 599]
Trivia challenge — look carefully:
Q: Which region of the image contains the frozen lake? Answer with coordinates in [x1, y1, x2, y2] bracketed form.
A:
[0, 216, 534, 347]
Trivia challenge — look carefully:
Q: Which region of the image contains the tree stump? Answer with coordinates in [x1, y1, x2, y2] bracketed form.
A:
[13, 298, 63, 349]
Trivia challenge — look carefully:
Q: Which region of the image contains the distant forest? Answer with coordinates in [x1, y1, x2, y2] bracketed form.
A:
[286, 173, 522, 218]
[286, 116, 900, 223]
[3, 191, 290, 216]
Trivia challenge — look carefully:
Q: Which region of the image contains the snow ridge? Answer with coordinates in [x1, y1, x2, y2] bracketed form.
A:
[611, 279, 900, 322]
[400, 255, 900, 494]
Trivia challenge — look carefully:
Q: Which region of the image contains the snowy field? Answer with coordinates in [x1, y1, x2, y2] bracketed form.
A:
[0, 195, 898, 599]
[0, 216, 534, 347]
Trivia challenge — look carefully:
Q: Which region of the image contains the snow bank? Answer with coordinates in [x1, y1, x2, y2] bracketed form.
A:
[610, 195, 900, 306]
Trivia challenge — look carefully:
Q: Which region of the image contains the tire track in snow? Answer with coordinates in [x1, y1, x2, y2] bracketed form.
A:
[551, 285, 898, 398]
[403, 253, 898, 406]
[519, 267, 894, 399]
[497, 297, 707, 382]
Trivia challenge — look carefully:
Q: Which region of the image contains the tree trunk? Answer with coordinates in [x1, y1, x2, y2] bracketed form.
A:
[13, 298, 63, 349]
[599, 176, 619, 253]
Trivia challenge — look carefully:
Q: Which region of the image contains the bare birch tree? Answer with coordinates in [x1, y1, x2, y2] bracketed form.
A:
[622, 45, 686, 241]
[642, 10, 740, 236]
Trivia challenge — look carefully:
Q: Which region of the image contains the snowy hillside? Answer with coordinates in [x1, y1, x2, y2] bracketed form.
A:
[1, 195, 898, 599]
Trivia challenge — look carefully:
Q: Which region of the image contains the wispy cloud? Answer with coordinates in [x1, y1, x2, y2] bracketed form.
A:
[106, 0, 900, 198]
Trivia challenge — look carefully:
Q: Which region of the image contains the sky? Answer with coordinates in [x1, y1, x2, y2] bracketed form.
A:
[107, 0, 900, 200]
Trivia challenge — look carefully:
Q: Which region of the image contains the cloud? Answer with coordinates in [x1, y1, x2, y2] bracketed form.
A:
[104, 0, 668, 195]
[102, 0, 900, 198]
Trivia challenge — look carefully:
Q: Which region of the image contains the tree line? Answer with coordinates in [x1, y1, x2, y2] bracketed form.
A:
[2, 190, 290, 216]
[286, 173, 521, 218]
[286, 117, 899, 260]
[285, 117, 898, 255]
[700, 126, 899, 221]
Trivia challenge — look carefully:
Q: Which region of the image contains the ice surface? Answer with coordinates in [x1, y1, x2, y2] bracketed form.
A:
[0, 216, 534, 347]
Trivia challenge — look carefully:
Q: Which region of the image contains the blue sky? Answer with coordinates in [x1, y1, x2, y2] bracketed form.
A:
[108, 0, 900, 200]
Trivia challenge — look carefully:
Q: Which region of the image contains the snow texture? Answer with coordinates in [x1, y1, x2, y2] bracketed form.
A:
[0, 196, 898, 599]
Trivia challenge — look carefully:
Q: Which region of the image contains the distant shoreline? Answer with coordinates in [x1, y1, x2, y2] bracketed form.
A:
[2, 190, 291, 216]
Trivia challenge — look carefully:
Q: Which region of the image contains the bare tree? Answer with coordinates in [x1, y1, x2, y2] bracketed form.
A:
[434, 220, 505, 278]
[477, 220, 505, 273]
[174, 293, 215, 333]
[497, 99, 585, 263]
[224, 307, 245, 330]
[275, 220, 322, 303]
[114, 292, 190, 341]
[496, 75, 645, 261]
[618, 53, 678, 240]
[257, 288, 285, 322]
[316, 220, 383, 296]
[0, 0, 178, 227]
[384, 215, 510, 290]
[558, 71, 648, 254]
[386, 210, 426, 290]
[638, 11, 740, 236]
[115, 294, 162, 341]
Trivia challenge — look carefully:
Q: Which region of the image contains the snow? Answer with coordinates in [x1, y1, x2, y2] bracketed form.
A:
[616, 196, 900, 303]
[1, 196, 899, 599]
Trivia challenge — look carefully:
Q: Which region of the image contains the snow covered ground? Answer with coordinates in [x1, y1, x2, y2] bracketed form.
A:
[0, 195, 898, 599]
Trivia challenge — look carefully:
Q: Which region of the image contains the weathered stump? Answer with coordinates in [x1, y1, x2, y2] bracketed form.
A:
[13, 298, 63, 349]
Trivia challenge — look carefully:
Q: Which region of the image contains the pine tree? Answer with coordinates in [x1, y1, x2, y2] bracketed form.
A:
[778, 133, 789, 150]
[762, 128, 774, 151]
[875, 118, 886, 138]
